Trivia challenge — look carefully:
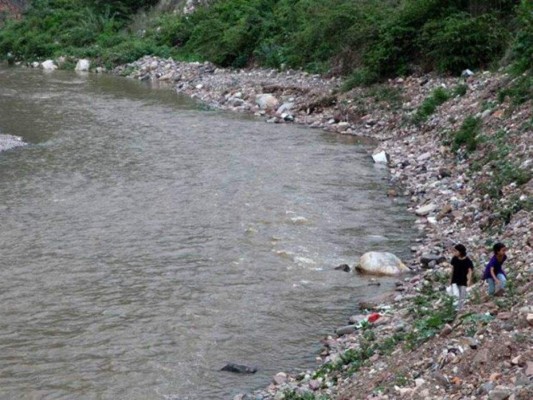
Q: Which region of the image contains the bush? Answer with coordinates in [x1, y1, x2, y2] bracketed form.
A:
[452, 116, 482, 152]
[412, 87, 451, 124]
[420, 12, 508, 73]
[508, 0, 533, 75]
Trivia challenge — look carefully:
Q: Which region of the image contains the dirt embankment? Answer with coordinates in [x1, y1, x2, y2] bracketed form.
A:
[114, 57, 532, 400]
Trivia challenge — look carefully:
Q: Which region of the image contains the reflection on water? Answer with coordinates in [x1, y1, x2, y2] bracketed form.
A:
[0, 67, 414, 399]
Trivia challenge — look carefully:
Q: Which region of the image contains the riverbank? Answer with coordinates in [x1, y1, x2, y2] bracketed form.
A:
[113, 56, 532, 399]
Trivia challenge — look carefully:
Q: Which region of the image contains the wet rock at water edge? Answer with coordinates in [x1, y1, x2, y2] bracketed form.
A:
[334, 264, 350, 272]
[372, 150, 390, 164]
[355, 252, 410, 276]
[420, 254, 446, 267]
[75, 59, 90, 72]
[221, 363, 258, 374]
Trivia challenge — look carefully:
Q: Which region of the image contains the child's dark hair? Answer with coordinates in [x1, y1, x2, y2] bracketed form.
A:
[454, 243, 467, 257]
[493, 242, 506, 253]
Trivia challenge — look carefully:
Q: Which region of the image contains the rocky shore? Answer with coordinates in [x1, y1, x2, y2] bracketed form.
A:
[112, 56, 532, 400]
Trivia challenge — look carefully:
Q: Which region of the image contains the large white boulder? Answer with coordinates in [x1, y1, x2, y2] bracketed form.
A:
[75, 59, 90, 72]
[355, 252, 409, 276]
[41, 60, 58, 70]
[255, 93, 279, 110]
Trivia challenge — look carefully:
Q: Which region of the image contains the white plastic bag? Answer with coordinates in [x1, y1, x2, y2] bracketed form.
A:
[446, 284, 460, 298]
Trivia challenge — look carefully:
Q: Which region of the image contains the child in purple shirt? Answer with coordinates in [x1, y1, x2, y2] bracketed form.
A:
[483, 242, 507, 296]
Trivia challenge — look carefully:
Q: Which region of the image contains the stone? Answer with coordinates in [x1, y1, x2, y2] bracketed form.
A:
[41, 60, 58, 70]
[221, 363, 257, 374]
[439, 167, 452, 178]
[474, 348, 489, 365]
[488, 388, 511, 400]
[440, 324, 453, 336]
[255, 93, 279, 110]
[276, 102, 294, 114]
[465, 337, 479, 349]
[273, 372, 287, 385]
[309, 379, 321, 391]
[415, 203, 437, 216]
[526, 361, 533, 376]
[75, 59, 90, 72]
[335, 324, 358, 336]
[527, 314, 533, 326]
[497, 312, 512, 320]
[355, 252, 409, 276]
[480, 382, 495, 394]
[417, 152, 432, 162]
[372, 150, 390, 164]
[334, 264, 350, 272]
[511, 355, 524, 366]
[490, 373, 503, 382]
[420, 254, 446, 266]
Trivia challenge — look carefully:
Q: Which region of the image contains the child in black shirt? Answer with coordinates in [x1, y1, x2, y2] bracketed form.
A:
[450, 244, 474, 310]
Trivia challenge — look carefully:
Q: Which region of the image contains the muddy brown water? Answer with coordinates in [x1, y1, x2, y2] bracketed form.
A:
[0, 66, 414, 399]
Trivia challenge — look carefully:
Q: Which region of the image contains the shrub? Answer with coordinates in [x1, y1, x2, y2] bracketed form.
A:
[412, 87, 450, 124]
[508, 0, 533, 75]
[452, 116, 482, 152]
[420, 12, 508, 73]
[453, 83, 468, 97]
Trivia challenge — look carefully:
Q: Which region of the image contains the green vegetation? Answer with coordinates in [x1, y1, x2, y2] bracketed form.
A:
[452, 115, 482, 152]
[461, 312, 494, 336]
[472, 129, 532, 201]
[0, 0, 529, 81]
[404, 293, 456, 349]
[282, 391, 330, 400]
[412, 87, 451, 125]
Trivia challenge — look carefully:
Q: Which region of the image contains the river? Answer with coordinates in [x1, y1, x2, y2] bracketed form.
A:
[0, 66, 414, 399]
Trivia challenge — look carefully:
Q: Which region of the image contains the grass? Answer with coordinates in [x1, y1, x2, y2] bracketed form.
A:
[451, 115, 482, 152]
[412, 87, 450, 125]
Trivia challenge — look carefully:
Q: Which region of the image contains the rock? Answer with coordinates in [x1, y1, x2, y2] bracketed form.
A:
[488, 387, 511, 400]
[276, 102, 294, 114]
[334, 264, 350, 272]
[415, 203, 437, 216]
[273, 372, 287, 385]
[256, 94, 279, 110]
[474, 348, 490, 365]
[527, 314, 533, 326]
[420, 254, 446, 266]
[480, 382, 495, 394]
[497, 312, 512, 320]
[75, 59, 90, 72]
[511, 355, 524, 366]
[526, 361, 533, 376]
[490, 373, 502, 382]
[440, 324, 453, 336]
[281, 113, 294, 122]
[309, 379, 321, 391]
[462, 69, 474, 77]
[221, 363, 257, 374]
[41, 60, 58, 70]
[417, 152, 432, 162]
[465, 337, 479, 349]
[439, 167, 452, 178]
[336, 324, 358, 336]
[372, 150, 390, 164]
[355, 252, 409, 276]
